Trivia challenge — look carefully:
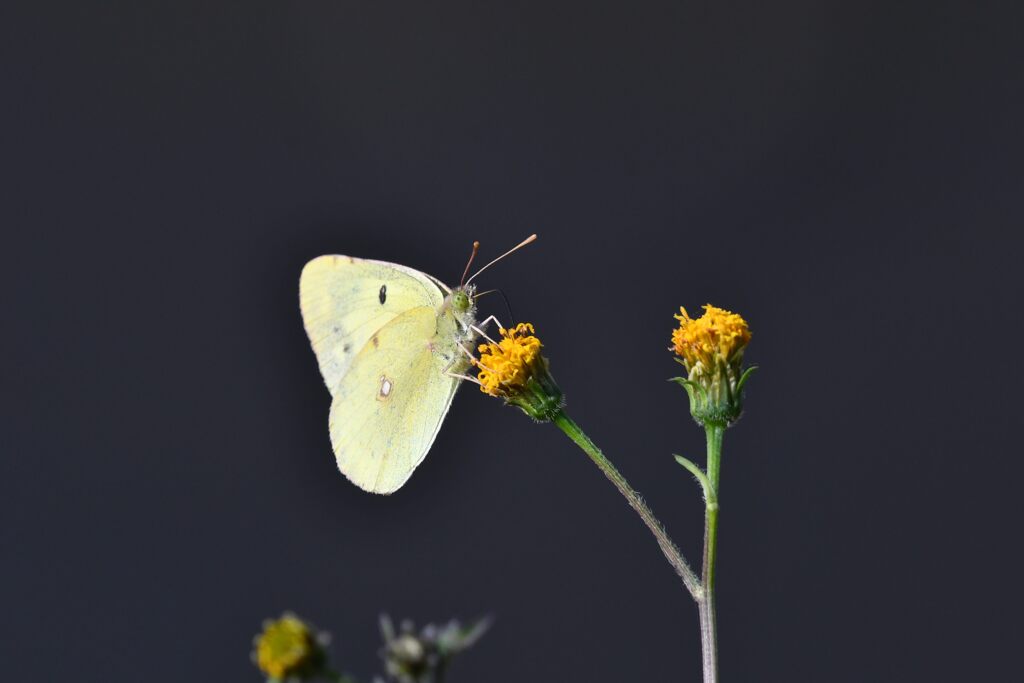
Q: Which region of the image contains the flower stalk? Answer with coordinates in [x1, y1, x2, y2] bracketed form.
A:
[698, 422, 723, 683]
[551, 411, 702, 598]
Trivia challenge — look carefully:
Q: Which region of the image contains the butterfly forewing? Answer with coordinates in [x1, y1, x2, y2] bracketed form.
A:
[299, 256, 447, 397]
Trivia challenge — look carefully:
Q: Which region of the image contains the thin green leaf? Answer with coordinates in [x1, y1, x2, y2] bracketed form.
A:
[673, 454, 712, 503]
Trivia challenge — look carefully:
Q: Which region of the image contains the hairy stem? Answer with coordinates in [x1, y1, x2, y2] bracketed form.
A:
[699, 423, 724, 683]
[551, 410, 702, 599]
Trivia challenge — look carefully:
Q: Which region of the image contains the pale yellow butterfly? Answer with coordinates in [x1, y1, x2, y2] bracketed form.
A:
[299, 235, 536, 494]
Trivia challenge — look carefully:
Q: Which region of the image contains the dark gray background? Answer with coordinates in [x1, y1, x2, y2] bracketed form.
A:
[2, 1, 1021, 681]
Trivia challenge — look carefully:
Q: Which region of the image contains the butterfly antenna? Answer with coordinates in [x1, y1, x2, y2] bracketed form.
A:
[465, 233, 537, 285]
[459, 241, 481, 287]
[473, 288, 516, 321]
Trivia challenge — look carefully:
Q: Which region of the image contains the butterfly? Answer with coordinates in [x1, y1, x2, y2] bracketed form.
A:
[299, 235, 536, 494]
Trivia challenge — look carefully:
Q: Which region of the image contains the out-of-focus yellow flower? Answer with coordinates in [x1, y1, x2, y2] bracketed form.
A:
[475, 323, 562, 421]
[253, 614, 326, 681]
[670, 305, 754, 426]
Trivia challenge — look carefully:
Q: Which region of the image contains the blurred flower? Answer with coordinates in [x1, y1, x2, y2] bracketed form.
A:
[253, 613, 329, 682]
[475, 323, 563, 421]
[379, 615, 491, 683]
[670, 304, 755, 426]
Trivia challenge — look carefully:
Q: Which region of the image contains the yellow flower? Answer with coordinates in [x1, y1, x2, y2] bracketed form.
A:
[475, 323, 563, 421]
[670, 304, 754, 426]
[254, 614, 324, 681]
[671, 305, 751, 372]
[476, 323, 543, 397]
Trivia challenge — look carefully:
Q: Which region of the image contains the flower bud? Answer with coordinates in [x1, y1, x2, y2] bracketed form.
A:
[670, 305, 754, 426]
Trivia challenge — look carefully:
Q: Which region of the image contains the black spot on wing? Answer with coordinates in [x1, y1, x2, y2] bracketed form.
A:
[379, 284, 387, 305]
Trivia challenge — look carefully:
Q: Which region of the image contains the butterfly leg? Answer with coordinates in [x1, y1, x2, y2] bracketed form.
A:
[458, 342, 503, 375]
[441, 346, 484, 383]
[444, 369, 480, 383]
[456, 340, 487, 369]
[452, 340, 501, 377]
[477, 314, 504, 333]
[471, 315, 504, 345]
[442, 354, 481, 384]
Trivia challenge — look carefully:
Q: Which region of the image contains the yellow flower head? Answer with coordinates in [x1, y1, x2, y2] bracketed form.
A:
[474, 322, 563, 421]
[476, 323, 543, 397]
[254, 614, 323, 681]
[671, 304, 751, 372]
[670, 304, 754, 426]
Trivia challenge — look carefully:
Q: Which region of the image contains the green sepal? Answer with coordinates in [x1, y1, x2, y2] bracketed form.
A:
[672, 359, 755, 428]
[668, 377, 708, 416]
[736, 365, 758, 394]
[506, 358, 564, 422]
[669, 376, 707, 398]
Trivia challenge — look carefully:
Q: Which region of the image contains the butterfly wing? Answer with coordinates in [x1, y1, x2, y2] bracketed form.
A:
[328, 305, 460, 493]
[299, 255, 449, 397]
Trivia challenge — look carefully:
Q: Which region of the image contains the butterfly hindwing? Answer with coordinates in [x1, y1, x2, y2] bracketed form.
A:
[328, 305, 460, 493]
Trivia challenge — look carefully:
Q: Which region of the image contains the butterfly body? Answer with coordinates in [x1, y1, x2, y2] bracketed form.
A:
[299, 255, 477, 494]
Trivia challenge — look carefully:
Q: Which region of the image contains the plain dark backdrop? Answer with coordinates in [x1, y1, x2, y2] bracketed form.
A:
[2, 1, 1022, 681]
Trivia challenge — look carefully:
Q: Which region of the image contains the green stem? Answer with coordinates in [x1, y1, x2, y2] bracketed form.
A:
[699, 423, 724, 683]
[551, 410, 702, 599]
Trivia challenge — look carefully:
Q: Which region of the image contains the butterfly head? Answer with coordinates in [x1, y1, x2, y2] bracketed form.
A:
[451, 287, 473, 313]
[445, 285, 478, 329]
